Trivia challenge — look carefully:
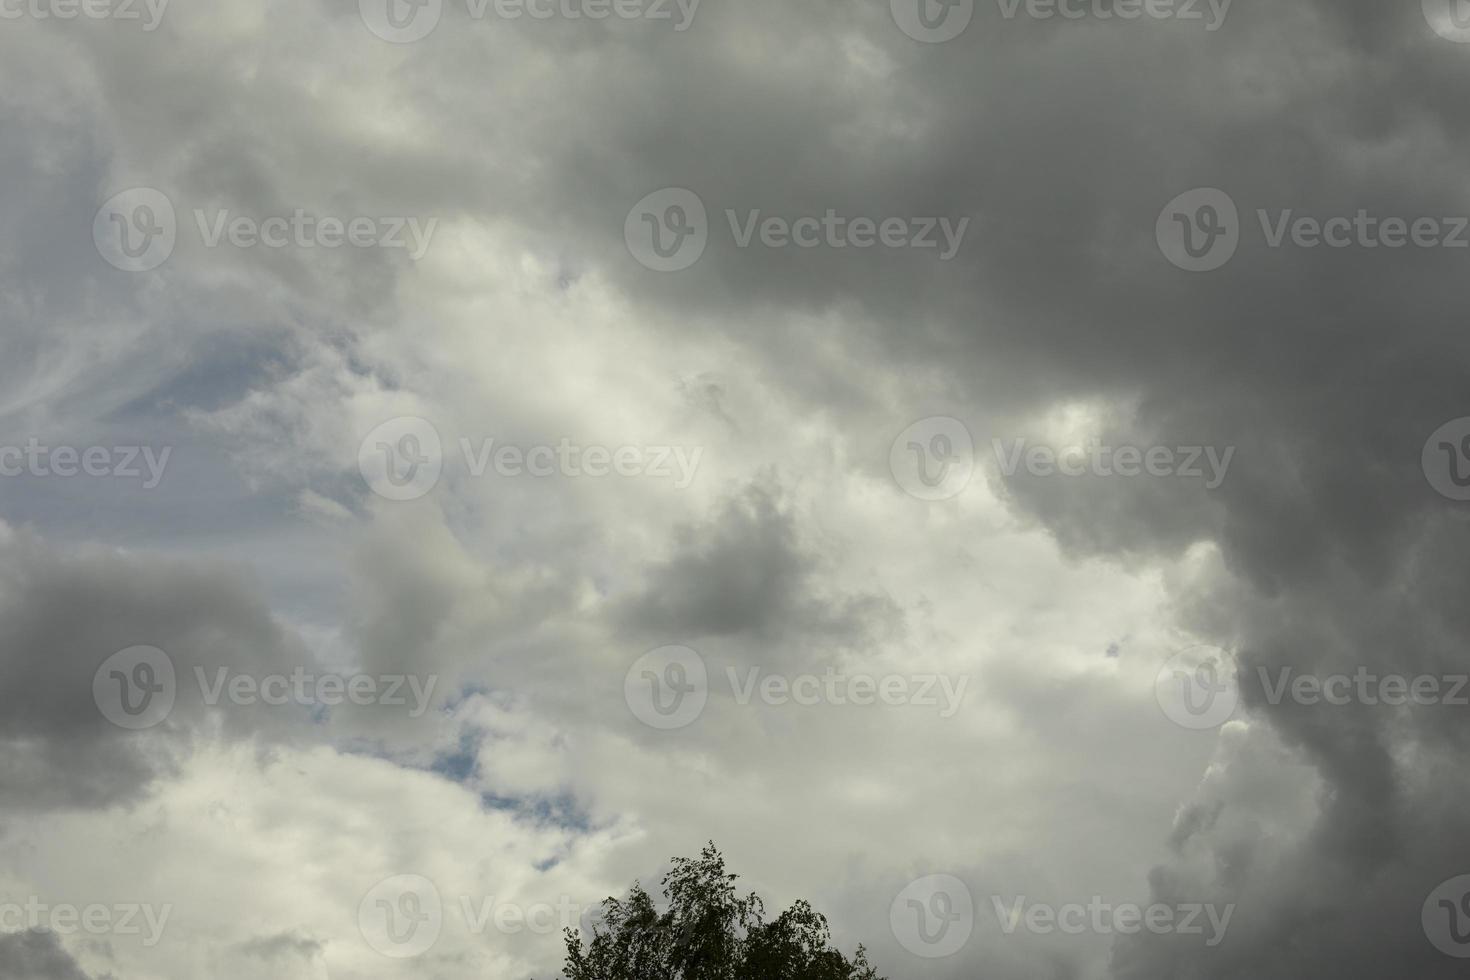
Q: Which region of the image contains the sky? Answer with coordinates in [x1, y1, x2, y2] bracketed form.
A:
[2, 0, 1470, 977]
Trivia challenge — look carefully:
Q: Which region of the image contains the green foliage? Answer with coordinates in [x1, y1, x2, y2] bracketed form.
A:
[553, 843, 884, 980]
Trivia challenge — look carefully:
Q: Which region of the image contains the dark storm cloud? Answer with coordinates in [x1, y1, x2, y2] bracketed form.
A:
[616, 478, 900, 647]
[0, 526, 316, 810]
[835, 8, 1470, 976]
[126, 2, 1464, 971]
[2, 0, 1467, 975]
[0, 930, 94, 980]
[388, 2, 1470, 975]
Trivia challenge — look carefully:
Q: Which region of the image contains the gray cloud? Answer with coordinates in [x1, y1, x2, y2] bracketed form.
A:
[2, 0, 1468, 976]
[0, 525, 319, 810]
[616, 477, 901, 648]
[0, 931, 94, 980]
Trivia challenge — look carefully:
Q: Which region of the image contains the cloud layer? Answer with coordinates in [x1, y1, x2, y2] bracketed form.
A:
[1, 1, 1468, 977]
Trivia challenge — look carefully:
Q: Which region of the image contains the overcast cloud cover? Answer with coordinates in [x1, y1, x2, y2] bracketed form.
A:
[2, 0, 1469, 977]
